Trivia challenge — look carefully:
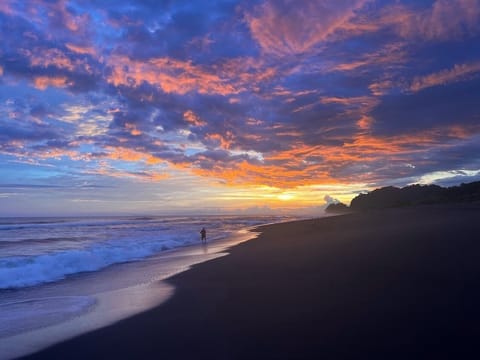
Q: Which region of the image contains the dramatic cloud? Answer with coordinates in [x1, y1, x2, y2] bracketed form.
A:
[1, 0, 480, 215]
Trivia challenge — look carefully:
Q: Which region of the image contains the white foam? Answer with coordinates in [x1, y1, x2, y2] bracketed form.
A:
[0, 215, 290, 290]
[0, 230, 259, 360]
[0, 234, 196, 289]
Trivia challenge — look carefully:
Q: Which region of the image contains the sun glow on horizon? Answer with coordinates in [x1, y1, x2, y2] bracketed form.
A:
[277, 192, 295, 201]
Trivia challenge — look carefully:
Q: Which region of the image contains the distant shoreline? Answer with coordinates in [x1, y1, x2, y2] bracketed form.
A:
[24, 202, 480, 359]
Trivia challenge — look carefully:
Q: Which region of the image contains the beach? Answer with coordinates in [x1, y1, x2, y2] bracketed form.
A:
[23, 203, 480, 359]
[0, 215, 285, 359]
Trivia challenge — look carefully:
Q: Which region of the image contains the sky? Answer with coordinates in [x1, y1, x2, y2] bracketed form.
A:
[1, 0, 480, 216]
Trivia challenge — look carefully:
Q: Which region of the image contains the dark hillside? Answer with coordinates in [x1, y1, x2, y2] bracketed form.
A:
[350, 181, 480, 211]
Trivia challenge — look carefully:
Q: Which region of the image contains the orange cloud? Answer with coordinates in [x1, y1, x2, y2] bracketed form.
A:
[107, 55, 238, 96]
[191, 160, 329, 188]
[357, 115, 374, 130]
[189, 123, 480, 188]
[104, 146, 161, 165]
[345, 124, 480, 158]
[185, 141, 359, 188]
[183, 110, 206, 127]
[205, 132, 235, 150]
[447, 126, 470, 139]
[105, 54, 278, 98]
[410, 62, 480, 92]
[318, 95, 379, 133]
[33, 76, 70, 90]
[125, 123, 142, 136]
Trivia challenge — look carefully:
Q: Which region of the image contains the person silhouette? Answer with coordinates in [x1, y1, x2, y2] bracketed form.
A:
[200, 227, 207, 243]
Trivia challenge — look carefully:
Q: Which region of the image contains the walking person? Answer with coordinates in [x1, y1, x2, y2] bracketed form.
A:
[200, 227, 207, 243]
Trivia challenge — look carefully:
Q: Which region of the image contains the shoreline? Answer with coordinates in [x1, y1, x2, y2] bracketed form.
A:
[0, 225, 264, 360]
[23, 203, 480, 359]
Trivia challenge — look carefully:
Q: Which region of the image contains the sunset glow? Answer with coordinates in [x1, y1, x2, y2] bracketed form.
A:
[1, 0, 479, 216]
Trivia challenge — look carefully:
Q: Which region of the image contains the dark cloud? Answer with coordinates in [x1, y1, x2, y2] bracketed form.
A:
[372, 78, 480, 136]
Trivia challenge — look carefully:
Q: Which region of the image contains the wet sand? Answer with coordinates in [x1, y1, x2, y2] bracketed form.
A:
[23, 204, 480, 359]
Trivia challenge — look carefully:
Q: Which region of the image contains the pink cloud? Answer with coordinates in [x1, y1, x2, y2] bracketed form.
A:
[368, 80, 395, 96]
[66, 43, 96, 56]
[330, 42, 407, 73]
[49, 0, 91, 33]
[1, 0, 91, 35]
[320, 95, 379, 133]
[214, 57, 277, 88]
[410, 62, 480, 92]
[337, 0, 480, 42]
[0, 1, 14, 15]
[29, 48, 76, 71]
[332, 60, 370, 72]
[246, 0, 369, 56]
[383, 0, 480, 41]
[320, 96, 373, 106]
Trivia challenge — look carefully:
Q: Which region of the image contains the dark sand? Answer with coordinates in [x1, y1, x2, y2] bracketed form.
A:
[24, 204, 480, 359]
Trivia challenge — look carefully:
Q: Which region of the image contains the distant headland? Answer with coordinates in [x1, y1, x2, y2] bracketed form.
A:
[326, 181, 480, 213]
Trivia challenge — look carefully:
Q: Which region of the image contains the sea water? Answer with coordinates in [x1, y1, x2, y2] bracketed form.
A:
[0, 215, 292, 359]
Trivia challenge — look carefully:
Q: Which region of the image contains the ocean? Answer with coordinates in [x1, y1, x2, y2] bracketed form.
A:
[0, 215, 293, 359]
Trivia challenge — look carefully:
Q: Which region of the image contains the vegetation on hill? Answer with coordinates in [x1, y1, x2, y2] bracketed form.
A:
[344, 181, 480, 211]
